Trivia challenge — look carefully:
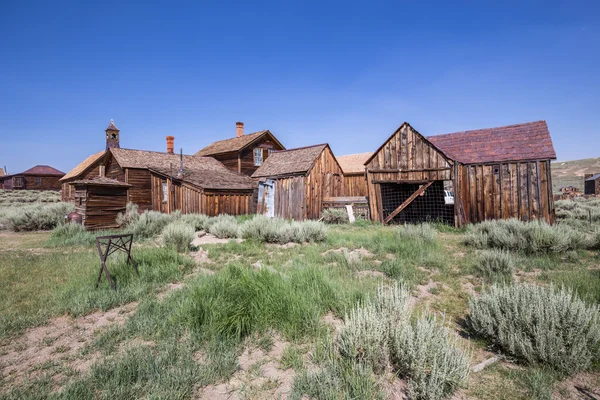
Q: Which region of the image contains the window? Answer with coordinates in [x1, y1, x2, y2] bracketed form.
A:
[36, 177, 42, 186]
[268, 149, 275, 155]
[254, 148, 263, 166]
[13, 176, 24, 188]
[162, 182, 168, 203]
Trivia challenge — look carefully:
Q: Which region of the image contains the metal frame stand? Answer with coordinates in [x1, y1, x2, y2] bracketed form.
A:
[95, 234, 138, 290]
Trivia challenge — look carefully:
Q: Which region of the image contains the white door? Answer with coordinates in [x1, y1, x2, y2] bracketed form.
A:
[258, 180, 275, 218]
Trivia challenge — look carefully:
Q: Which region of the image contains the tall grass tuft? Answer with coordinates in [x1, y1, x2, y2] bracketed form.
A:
[47, 223, 96, 246]
[238, 215, 327, 243]
[127, 211, 174, 239]
[396, 223, 438, 244]
[116, 202, 139, 227]
[162, 221, 195, 252]
[474, 249, 515, 283]
[467, 283, 600, 373]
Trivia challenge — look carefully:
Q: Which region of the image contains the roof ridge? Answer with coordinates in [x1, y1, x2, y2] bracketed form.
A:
[429, 120, 546, 138]
[274, 143, 327, 153]
[202, 130, 267, 145]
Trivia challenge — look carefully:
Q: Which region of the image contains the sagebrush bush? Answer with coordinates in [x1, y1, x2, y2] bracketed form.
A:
[337, 283, 470, 399]
[127, 211, 174, 238]
[162, 221, 195, 252]
[180, 213, 210, 231]
[467, 283, 600, 373]
[238, 215, 327, 243]
[4, 202, 74, 232]
[116, 202, 140, 227]
[208, 215, 239, 239]
[474, 249, 515, 282]
[465, 219, 592, 254]
[396, 223, 437, 244]
[392, 313, 471, 400]
[321, 208, 349, 224]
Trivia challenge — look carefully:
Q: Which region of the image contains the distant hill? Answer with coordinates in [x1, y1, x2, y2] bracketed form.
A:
[551, 157, 600, 194]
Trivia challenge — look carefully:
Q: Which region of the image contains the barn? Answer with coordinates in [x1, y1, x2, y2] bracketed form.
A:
[195, 122, 286, 176]
[62, 121, 257, 228]
[585, 173, 600, 195]
[365, 121, 556, 226]
[252, 144, 344, 220]
[336, 152, 371, 197]
[1, 165, 65, 191]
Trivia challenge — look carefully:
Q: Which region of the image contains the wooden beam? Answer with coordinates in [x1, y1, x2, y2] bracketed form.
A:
[372, 179, 431, 184]
[367, 167, 452, 174]
[384, 181, 434, 224]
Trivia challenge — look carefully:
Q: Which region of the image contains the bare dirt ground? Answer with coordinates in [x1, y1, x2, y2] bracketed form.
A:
[0, 301, 138, 385]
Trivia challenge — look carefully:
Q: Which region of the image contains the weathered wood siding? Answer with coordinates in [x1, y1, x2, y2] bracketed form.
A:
[343, 174, 368, 197]
[305, 146, 344, 219]
[126, 168, 152, 211]
[366, 123, 452, 222]
[204, 190, 255, 216]
[8, 175, 63, 191]
[273, 176, 307, 220]
[211, 135, 285, 176]
[456, 160, 555, 225]
[74, 185, 128, 230]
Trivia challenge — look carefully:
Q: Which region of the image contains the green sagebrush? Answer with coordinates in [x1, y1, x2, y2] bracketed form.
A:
[162, 221, 195, 252]
[467, 283, 600, 374]
[321, 208, 349, 224]
[337, 283, 471, 400]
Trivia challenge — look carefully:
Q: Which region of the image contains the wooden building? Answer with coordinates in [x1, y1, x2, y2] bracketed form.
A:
[195, 122, 285, 176]
[365, 121, 557, 226]
[1, 165, 65, 191]
[62, 121, 258, 228]
[252, 144, 344, 220]
[72, 177, 131, 229]
[337, 152, 372, 196]
[585, 173, 600, 195]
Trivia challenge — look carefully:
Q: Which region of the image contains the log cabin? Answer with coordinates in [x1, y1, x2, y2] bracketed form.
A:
[0, 165, 65, 191]
[61, 121, 257, 228]
[252, 144, 344, 220]
[365, 121, 557, 226]
[336, 152, 372, 197]
[195, 122, 286, 176]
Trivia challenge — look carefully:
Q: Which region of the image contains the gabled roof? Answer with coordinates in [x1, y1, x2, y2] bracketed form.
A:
[252, 144, 330, 178]
[337, 152, 372, 174]
[61, 151, 107, 181]
[428, 121, 556, 164]
[20, 165, 65, 176]
[586, 173, 600, 182]
[195, 130, 283, 156]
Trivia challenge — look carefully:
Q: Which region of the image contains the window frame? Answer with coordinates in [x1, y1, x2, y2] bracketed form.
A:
[35, 177, 42, 186]
[253, 148, 263, 166]
[162, 181, 168, 203]
[13, 176, 24, 188]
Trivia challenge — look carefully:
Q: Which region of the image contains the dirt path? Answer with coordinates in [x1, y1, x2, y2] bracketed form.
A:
[0, 301, 138, 385]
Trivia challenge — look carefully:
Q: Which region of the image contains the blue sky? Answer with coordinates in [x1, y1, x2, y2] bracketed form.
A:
[1, 1, 599, 174]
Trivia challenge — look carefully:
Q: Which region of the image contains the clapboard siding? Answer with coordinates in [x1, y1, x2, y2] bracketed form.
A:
[125, 168, 152, 211]
[343, 174, 368, 197]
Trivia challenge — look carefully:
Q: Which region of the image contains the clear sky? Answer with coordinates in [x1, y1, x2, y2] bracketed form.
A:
[1, 0, 599, 175]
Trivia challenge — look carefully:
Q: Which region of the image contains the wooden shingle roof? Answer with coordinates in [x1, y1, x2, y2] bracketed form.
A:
[252, 144, 328, 178]
[61, 151, 106, 181]
[72, 177, 131, 187]
[337, 152, 372, 174]
[428, 121, 556, 164]
[195, 130, 282, 156]
[21, 165, 65, 176]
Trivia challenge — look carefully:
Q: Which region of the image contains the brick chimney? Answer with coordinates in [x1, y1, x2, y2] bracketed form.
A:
[236, 122, 244, 138]
[166, 136, 175, 154]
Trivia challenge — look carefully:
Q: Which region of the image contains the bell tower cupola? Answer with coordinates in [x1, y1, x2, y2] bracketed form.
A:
[105, 119, 120, 149]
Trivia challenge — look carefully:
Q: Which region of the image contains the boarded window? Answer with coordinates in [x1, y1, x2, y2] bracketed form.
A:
[162, 182, 168, 203]
[254, 148, 263, 166]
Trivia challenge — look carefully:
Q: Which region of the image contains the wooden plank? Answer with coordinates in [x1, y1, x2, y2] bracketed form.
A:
[384, 181, 433, 224]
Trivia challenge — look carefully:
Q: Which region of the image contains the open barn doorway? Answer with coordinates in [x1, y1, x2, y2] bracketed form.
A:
[380, 180, 454, 225]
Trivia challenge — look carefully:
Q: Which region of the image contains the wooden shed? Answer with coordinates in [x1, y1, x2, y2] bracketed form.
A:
[365, 121, 557, 226]
[252, 144, 344, 220]
[72, 177, 131, 229]
[337, 152, 372, 197]
[195, 122, 285, 176]
[1, 165, 65, 191]
[585, 174, 600, 195]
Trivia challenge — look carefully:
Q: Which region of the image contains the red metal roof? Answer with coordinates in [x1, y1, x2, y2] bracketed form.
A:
[428, 121, 556, 164]
[20, 165, 65, 176]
